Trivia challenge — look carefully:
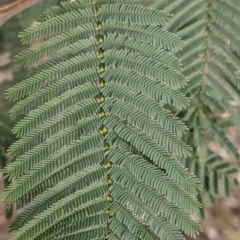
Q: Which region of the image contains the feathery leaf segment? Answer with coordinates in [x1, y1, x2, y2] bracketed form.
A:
[152, 0, 240, 217]
[1, 0, 201, 239]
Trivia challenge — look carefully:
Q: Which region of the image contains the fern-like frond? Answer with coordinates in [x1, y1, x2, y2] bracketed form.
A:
[153, 0, 240, 216]
[1, 1, 201, 239]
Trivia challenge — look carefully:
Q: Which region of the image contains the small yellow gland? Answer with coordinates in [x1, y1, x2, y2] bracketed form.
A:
[99, 66, 105, 73]
[108, 179, 113, 185]
[105, 161, 112, 169]
[104, 144, 110, 151]
[98, 52, 104, 59]
[96, 10, 101, 17]
[99, 111, 106, 118]
[98, 96, 105, 103]
[97, 23, 103, 30]
[99, 81, 105, 88]
[98, 38, 104, 45]
[101, 127, 108, 134]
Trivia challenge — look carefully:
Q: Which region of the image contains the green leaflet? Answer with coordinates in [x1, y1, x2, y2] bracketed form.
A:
[6, 52, 99, 101]
[99, 4, 172, 25]
[1, 0, 201, 240]
[9, 68, 99, 118]
[14, 23, 98, 67]
[107, 147, 201, 207]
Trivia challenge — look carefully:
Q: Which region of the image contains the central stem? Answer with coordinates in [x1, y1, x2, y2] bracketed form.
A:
[94, 0, 113, 235]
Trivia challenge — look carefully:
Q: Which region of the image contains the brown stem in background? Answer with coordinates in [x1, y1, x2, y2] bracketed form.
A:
[0, 0, 43, 26]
